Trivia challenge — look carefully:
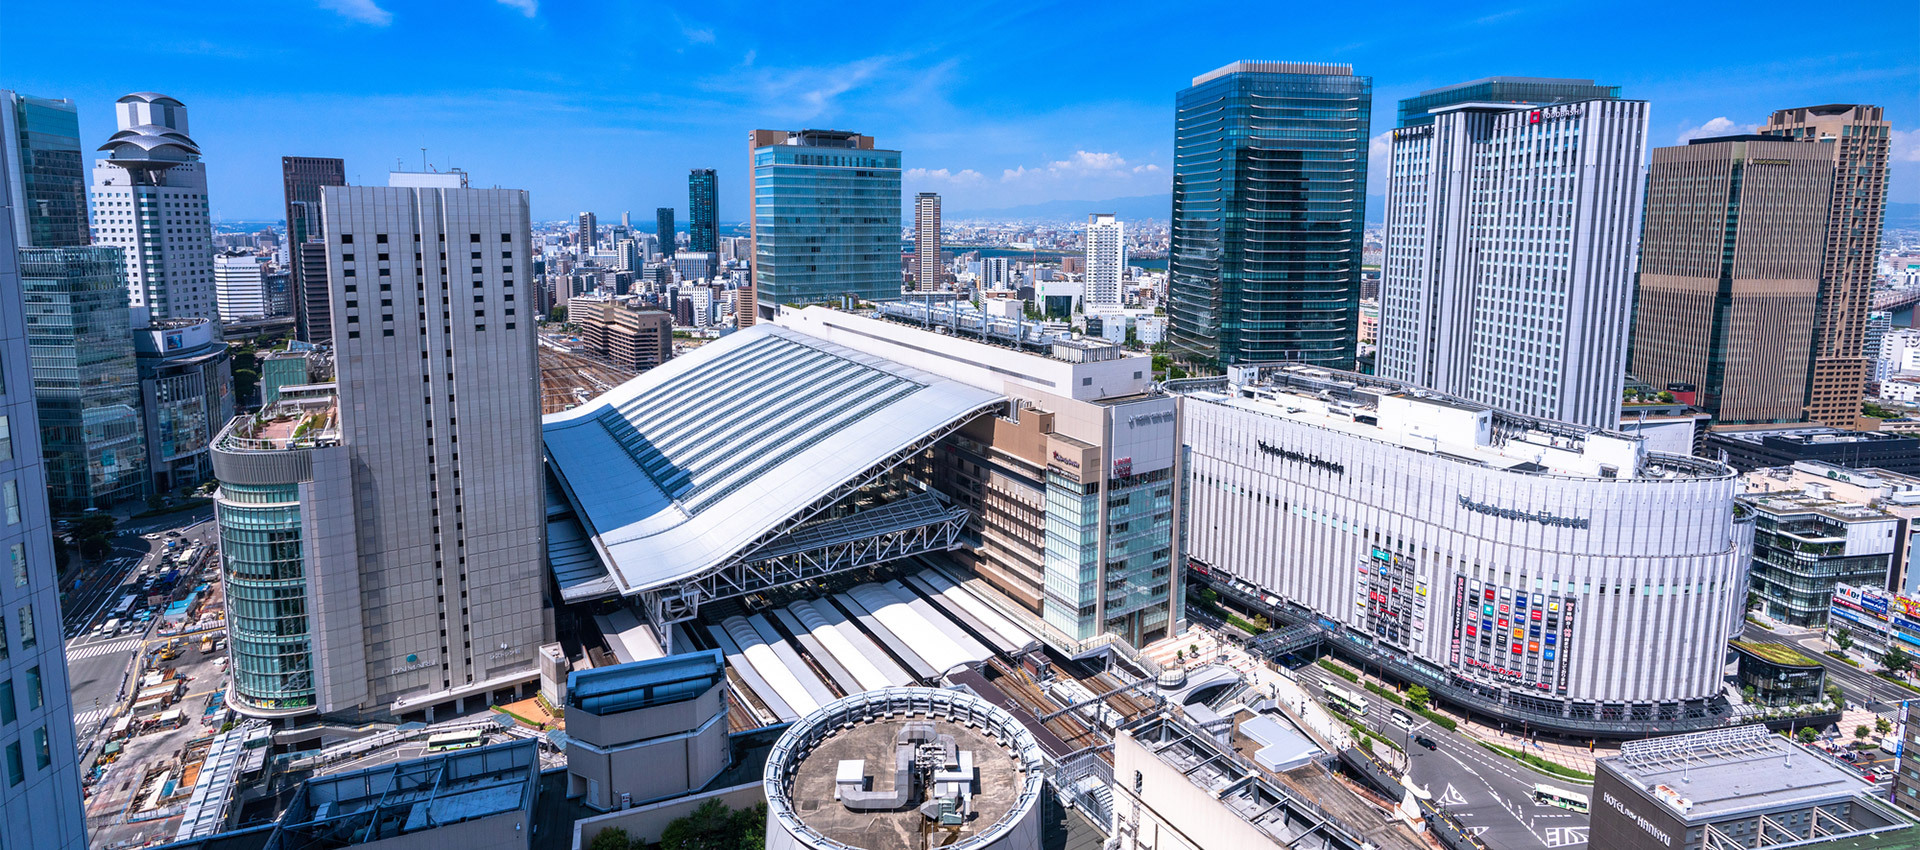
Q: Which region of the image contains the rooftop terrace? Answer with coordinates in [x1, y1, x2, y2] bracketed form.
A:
[215, 384, 340, 452]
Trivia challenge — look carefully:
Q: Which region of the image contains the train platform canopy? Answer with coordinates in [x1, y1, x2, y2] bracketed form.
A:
[543, 323, 1005, 601]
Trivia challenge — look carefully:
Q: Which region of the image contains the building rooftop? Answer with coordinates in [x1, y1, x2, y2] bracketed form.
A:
[566, 650, 723, 715]
[1415, 75, 1599, 96]
[1601, 725, 1880, 824]
[1170, 364, 1728, 482]
[1716, 426, 1920, 446]
[263, 740, 539, 850]
[1741, 463, 1920, 520]
[215, 385, 340, 452]
[1192, 61, 1356, 86]
[1126, 713, 1373, 850]
[541, 324, 1004, 598]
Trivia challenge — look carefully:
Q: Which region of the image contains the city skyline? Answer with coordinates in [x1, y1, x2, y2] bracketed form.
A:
[0, 0, 1912, 222]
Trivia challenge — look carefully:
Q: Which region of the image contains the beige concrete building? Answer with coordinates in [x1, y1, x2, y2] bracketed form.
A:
[574, 297, 673, 373]
[1760, 105, 1892, 429]
[1629, 135, 1833, 424]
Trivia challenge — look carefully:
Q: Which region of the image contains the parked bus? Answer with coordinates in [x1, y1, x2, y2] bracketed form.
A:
[426, 729, 485, 752]
[1321, 682, 1370, 717]
[1533, 784, 1590, 813]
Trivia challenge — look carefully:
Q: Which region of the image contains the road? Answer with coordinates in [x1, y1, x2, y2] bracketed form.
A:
[1293, 663, 1590, 850]
[59, 510, 221, 748]
[1739, 621, 1918, 711]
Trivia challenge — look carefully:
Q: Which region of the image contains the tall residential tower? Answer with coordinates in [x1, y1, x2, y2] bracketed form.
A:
[655, 206, 675, 258]
[688, 169, 717, 254]
[1085, 213, 1125, 309]
[1628, 135, 1834, 424]
[1760, 105, 1892, 429]
[1380, 88, 1648, 429]
[1167, 62, 1371, 371]
[913, 191, 941, 290]
[90, 92, 216, 320]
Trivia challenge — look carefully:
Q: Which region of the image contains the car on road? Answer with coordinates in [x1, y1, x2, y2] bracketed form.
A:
[1415, 735, 1438, 751]
[1391, 710, 1415, 730]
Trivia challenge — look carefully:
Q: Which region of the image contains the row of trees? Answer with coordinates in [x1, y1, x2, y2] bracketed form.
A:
[587, 800, 767, 850]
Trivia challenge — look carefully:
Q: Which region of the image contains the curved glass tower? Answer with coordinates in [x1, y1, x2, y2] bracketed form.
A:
[218, 480, 313, 711]
[1168, 61, 1371, 371]
[210, 383, 359, 718]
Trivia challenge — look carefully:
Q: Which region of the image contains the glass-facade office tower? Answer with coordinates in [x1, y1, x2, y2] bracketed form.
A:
[1380, 93, 1649, 430]
[748, 128, 902, 315]
[1760, 105, 1892, 429]
[688, 169, 717, 254]
[655, 207, 675, 258]
[89, 93, 217, 321]
[1, 92, 89, 248]
[135, 318, 233, 492]
[0, 110, 88, 850]
[913, 192, 940, 290]
[21, 247, 148, 511]
[1396, 76, 1621, 128]
[576, 211, 595, 252]
[1167, 62, 1370, 371]
[1629, 136, 1834, 424]
[281, 156, 346, 344]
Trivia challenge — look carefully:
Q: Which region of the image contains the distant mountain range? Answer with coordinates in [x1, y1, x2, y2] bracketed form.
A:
[943, 193, 1172, 223]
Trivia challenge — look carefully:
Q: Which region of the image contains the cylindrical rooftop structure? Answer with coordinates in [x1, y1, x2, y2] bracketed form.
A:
[764, 687, 1046, 850]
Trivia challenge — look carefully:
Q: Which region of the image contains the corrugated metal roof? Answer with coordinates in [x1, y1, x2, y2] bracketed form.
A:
[543, 324, 1004, 595]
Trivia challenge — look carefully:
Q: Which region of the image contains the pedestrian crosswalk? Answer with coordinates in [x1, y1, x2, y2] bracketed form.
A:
[72, 707, 110, 729]
[65, 636, 142, 661]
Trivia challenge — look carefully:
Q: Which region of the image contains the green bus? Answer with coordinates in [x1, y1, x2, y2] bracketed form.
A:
[1533, 784, 1590, 813]
[1322, 682, 1370, 717]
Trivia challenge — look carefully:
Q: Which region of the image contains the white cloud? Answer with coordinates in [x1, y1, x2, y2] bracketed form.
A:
[497, 0, 537, 17]
[317, 0, 391, 25]
[906, 168, 982, 183]
[698, 55, 896, 121]
[1892, 129, 1920, 163]
[1677, 117, 1755, 144]
[1002, 150, 1160, 182]
[1367, 130, 1392, 195]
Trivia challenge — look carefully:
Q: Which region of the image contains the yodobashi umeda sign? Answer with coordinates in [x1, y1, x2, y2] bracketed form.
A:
[1457, 495, 1589, 529]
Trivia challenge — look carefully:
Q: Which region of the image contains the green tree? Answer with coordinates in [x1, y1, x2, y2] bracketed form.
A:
[587, 827, 631, 850]
[1835, 628, 1855, 651]
[550, 305, 568, 322]
[1885, 645, 1914, 675]
[1857, 724, 1873, 740]
[1878, 717, 1893, 735]
[1797, 727, 1819, 744]
[1406, 685, 1431, 712]
[660, 799, 764, 850]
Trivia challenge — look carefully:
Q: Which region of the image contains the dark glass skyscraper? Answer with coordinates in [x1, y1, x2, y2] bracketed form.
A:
[1168, 62, 1372, 370]
[688, 169, 717, 254]
[655, 207, 675, 258]
[1, 92, 88, 248]
[281, 156, 346, 344]
[20, 247, 148, 510]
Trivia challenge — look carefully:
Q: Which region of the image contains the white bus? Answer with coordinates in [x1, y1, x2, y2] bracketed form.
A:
[1322, 682, 1370, 717]
[1533, 784, 1590, 813]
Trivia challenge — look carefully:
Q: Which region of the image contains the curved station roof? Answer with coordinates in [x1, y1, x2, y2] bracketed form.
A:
[543, 324, 1004, 599]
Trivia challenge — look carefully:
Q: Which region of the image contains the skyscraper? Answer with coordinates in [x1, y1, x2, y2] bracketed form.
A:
[281, 156, 346, 344]
[576, 211, 596, 252]
[1085, 212, 1125, 309]
[0, 105, 89, 850]
[89, 92, 216, 321]
[311, 173, 549, 716]
[1167, 62, 1370, 370]
[1760, 105, 1892, 429]
[1628, 135, 1834, 424]
[297, 241, 332, 345]
[655, 207, 675, 258]
[21, 246, 148, 510]
[1379, 94, 1649, 429]
[214, 249, 270, 321]
[749, 128, 902, 316]
[1, 91, 88, 248]
[913, 192, 941, 290]
[688, 169, 717, 254]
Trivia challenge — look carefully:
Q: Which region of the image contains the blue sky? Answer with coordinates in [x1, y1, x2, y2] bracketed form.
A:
[3, 0, 1914, 222]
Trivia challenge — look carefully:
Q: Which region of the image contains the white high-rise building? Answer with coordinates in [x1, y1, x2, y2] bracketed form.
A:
[913, 192, 941, 289]
[615, 237, 641, 272]
[1085, 212, 1125, 308]
[320, 173, 548, 716]
[982, 256, 1010, 291]
[1379, 98, 1649, 430]
[213, 250, 269, 321]
[89, 92, 217, 321]
[0, 111, 88, 850]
